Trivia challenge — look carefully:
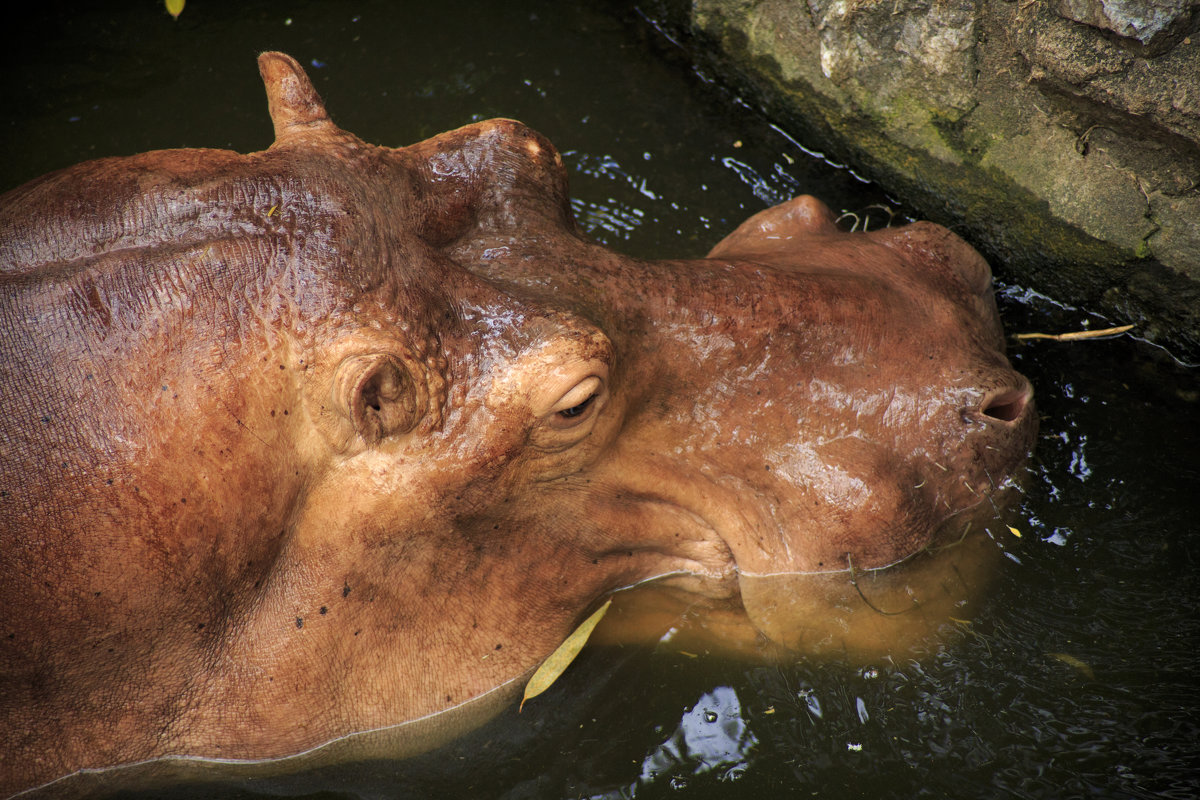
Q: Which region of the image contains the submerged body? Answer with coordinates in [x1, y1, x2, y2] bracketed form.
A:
[0, 53, 1034, 795]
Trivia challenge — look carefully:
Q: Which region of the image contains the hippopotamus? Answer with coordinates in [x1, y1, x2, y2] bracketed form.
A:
[0, 52, 1035, 795]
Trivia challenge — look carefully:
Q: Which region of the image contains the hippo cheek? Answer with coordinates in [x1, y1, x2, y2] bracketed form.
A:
[753, 443, 938, 576]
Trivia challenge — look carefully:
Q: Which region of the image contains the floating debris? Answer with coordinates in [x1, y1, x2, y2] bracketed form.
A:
[520, 599, 611, 711]
[1015, 325, 1134, 342]
[1048, 651, 1096, 680]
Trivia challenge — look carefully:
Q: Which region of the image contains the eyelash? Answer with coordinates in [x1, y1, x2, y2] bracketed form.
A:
[558, 393, 598, 419]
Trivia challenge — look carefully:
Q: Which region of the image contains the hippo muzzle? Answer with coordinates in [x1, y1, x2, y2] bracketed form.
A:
[0, 52, 1034, 795]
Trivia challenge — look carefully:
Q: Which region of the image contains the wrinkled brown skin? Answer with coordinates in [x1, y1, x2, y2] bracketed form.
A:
[0, 53, 1035, 795]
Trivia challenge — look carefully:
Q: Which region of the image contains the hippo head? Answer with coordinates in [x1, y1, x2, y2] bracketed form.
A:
[0, 53, 1034, 791]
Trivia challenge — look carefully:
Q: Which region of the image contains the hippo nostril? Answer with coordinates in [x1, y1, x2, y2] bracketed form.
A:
[981, 389, 1029, 423]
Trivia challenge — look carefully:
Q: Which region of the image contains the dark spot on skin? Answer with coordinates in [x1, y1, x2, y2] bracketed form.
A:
[161, 386, 168, 392]
[197, 623, 205, 630]
[105, 479, 112, 485]
[40, 417, 49, 424]
[271, 410, 276, 417]
[295, 617, 303, 629]
[592, 559, 599, 565]
[354, 630, 361, 636]
[765, 465, 771, 470]
[320, 606, 327, 615]
[495, 644, 502, 650]
[446, 695, 453, 702]
[94, 591, 101, 597]
[279, 365, 286, 370]
[180, 497, 186, 504]
[283, 410, 289, 415]
[343, 582, 351, 598]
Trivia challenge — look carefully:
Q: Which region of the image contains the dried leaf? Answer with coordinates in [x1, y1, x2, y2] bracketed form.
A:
[1015, 325, 1133, 342]
[1048, 652, 1096, 680]
[165, 0, 185, 19]
[520, 599, 611, 711]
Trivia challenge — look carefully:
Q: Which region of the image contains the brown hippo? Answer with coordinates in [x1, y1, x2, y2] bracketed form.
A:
[0, 52, 1034, 795]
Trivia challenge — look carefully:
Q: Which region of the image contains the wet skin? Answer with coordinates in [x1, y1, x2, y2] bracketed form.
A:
[0, 53, 1034, 795]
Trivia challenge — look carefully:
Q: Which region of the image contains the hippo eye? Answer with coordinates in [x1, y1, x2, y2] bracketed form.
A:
[558, 393, 597, 419]
[545, 375, 606, 431]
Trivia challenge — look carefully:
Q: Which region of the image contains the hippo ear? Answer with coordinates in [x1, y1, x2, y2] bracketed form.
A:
[404, 119, 576, 246]
[332, 354, 424, 444]
[257, 51, 335, 144]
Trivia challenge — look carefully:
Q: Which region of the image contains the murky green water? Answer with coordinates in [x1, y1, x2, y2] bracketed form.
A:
[4, 2, 1197, 798]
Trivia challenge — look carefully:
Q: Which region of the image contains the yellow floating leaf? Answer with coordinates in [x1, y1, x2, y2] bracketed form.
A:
[520, 599, 611, 712]
[1048, 652, 1096, 680]
[1007, 525, 1023, 538]
[1014, 324, 1133, 342]
[165, 0, 185, 19]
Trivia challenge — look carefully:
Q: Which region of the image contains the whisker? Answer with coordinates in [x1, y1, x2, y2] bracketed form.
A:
[845, 554, 918, 617]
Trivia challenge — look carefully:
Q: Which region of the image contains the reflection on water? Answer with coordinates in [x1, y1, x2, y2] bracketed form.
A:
[738, 520, 1006, 659]
[5, 1, 1198, 799]
[633, 686, 756, 792]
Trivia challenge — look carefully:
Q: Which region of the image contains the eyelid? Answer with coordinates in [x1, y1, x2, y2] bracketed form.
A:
[550, 376, 604, 416]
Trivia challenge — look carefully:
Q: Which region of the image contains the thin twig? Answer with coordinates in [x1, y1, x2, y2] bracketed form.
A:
[1014, 324, 1134, 342]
